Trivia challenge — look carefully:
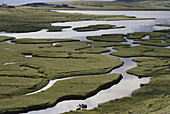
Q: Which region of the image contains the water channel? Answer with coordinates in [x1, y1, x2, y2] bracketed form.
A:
[26, 47, 150, 114]
[1, 10, 170, 114]
[1, 11, 170, 39]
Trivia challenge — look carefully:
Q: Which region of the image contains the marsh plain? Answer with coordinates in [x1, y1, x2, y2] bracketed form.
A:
[0, 1, 170, 114]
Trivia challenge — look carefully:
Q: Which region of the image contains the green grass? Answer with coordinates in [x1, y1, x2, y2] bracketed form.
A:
[49, 1, 170, 10]
[0, 5, 169, 113]
[0, 36, 15, 42]
[0, 73, 122, 114]
[0, 6, 147, 33]
[154, 29, 170, 33]
[73, 24, 125, 32]
[155, 24, 170, 27]
[0, 76, 48, 99]
[87, 34, 126, 42]
[90, 41, 130, 47]
[135, 39, 170, 47]
[24, 54, 123, 80]
[127, 58, 170, 78]
[0, 35, 124, 113]
[0, 22, 71, 33]
[126, 32, 165, 41]
[125, 31, 170, 47]
[67, 57, 170, 114]
[118, 0, 169, 2]
[110, 45, 170, 57]
[78, 47, 110, 54]
[0, 40, 123, 80]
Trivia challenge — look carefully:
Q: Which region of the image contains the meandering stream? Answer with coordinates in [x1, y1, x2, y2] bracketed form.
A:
[1, 10, 169, 114]
[26, 45, 150, 114]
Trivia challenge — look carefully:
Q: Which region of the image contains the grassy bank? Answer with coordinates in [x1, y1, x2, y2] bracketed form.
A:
[0, 34, 126, 113]
[66, 30, 170, 113]
[0, 39, 123, 80]
[0, 6, 147, 33]
[48, 1, 170, 10]
[0, 36, 15, 42]
[110, 45, 170, 57]
[73, 24, 125, 32]
[0, 73, 122, 114]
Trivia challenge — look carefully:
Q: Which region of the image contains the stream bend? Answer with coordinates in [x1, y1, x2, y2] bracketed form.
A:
[26, 47, 150, 114]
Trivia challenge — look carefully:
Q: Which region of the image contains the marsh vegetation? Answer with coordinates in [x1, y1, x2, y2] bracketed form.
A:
[71, 58, 170, 113]
[0, 2, 170, 114]
[0, 6, 144, 33]
[49, 1, 170, 10]
[73, 24, 125, 32]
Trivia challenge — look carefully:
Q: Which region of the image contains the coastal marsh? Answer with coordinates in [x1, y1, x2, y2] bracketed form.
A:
[111, 45, 170, 57]
[49, 1, 170, 10]
[0, 73, 122, 114]
[70, 58, 170, 114]
[0, 35, 124, 113]
[0, 6, 145, 33]
[0, 2, 170, 113]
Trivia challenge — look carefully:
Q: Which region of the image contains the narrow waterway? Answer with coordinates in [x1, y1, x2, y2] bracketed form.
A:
[26, 45, 150, 114]
[26, 37, 151, 114]
[1, 10, 169, 114]
[0, 11, 170, 39]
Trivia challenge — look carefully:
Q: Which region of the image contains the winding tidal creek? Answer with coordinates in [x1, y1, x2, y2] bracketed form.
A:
[26, 46, 150, 114]
[1, 11, 169, 114]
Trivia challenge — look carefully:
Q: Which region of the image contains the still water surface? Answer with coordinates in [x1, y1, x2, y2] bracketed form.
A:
[1, 11, 170, 40]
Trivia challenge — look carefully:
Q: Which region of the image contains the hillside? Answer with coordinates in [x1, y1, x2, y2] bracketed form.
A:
[48, 0, 170, 10]
[118, 0, 169, 2]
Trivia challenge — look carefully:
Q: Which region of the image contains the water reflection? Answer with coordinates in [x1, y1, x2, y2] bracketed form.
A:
[3, 62, 19, 65]
[2, 10, 169, 114]
[27, 45, 151, 114]
[1, 20, 169, 40]
[28, 52, 150, 114]
[54, 10, 170, 18]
